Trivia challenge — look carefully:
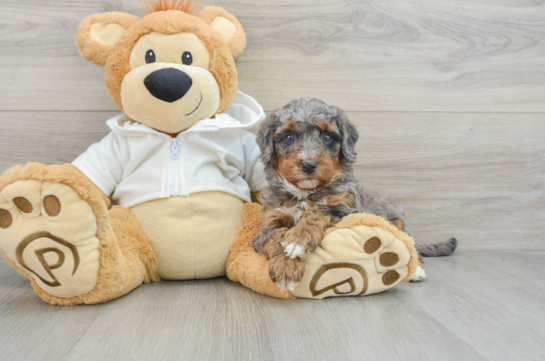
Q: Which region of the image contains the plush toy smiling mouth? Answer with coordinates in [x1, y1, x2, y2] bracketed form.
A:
[184, 92, 203, 115]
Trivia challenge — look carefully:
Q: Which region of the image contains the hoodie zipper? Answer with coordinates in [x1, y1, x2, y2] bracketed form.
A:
[170, 138, 180, 196]
[124, 127, 216, 198]
[115, 121, 229, 197]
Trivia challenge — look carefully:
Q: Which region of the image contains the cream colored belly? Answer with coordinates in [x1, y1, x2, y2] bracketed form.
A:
[130, 192, 244, 280]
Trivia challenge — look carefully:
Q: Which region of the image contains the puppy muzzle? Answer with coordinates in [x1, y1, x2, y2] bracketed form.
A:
[300, 160, 318, 174]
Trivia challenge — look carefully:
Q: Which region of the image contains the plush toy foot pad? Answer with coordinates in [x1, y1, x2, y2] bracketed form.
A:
[290, 222, 413, 299]
[0, 180, 100, 298]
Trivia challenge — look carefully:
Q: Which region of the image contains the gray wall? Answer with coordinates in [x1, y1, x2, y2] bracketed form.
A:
[0, 0, 543, 251]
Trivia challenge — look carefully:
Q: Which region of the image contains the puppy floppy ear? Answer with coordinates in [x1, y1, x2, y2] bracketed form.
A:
[256, 113, 280, 168]
[333, 109, 359, 164]
[75, 12, 140, 66]
[197, 6, 246, 58]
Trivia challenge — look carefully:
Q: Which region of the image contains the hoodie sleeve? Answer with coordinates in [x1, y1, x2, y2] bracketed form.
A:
[240, 130, 267, 192]
[72, 132, 127, 197]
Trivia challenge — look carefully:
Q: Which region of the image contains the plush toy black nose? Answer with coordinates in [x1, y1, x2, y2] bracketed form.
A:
[301, 160, 318, 174]
[144, 68, 193, 103]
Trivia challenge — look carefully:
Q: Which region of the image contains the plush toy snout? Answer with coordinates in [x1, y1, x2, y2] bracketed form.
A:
[144, 67, 193, 103]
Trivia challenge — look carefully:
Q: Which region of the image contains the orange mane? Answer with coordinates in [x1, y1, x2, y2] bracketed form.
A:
[140, 0, 203, 14]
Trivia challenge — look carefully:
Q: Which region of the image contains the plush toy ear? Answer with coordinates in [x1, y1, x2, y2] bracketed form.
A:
[75, 12, 140, 66]
[197, 6, 247, 58]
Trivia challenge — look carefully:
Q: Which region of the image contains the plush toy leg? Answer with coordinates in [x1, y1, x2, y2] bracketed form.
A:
[227, 203, 418, 299]
[0, 163, 159, 305]
[290, 213, 419, 299]
[226, 202, 293, 299]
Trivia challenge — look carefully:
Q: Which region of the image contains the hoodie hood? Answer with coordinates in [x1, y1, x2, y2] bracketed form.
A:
[107, 91, 265, 137]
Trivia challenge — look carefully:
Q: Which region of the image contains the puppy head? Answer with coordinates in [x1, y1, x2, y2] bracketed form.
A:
[257, 98, 359, 191]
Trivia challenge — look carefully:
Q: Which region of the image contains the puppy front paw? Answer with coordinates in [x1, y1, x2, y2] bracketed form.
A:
[280, 230, 319, 260]
[269, 253, 305, 292]
[409, 265, 426, 282]
[281, 240, 307, 259]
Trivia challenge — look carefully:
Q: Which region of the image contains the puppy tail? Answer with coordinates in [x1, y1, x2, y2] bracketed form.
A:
[416, 238, 458, 257]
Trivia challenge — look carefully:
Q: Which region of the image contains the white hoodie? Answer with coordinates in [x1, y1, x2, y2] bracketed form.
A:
[73, 91, 266, 208]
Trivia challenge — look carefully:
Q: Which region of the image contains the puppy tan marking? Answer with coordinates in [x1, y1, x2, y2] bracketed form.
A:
[276, 120, 297, 134]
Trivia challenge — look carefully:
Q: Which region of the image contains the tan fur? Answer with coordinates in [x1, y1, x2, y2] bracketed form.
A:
[1, 5, 250, 304]
[226, 203, 294, 299]
[275, 150, 340, 191]
[393, 219, 404, 231]
[261, 206, 331, 284]
[276, 120, 297, 134]
[275, 153, 302, 187]
[315, 119, 339, 133]
[285, 206, 330, 252]
[0, 163, 159, 305]
[226, 205, 419, 298]
[75, 7, 244, 123]
[314, 152, 339, 188]
[250, 191, 262, 204]
[75, 12, 140, 66]
[141, 0, 203, 14]
[261, 205, 296, 229]
[197, 6, 247, 58]
[323, 191, 355, 208]
[273, 119, 342, 190]
[104, 10, 239, 118]
[264, 230, 306, 284]
[418, 255, 425, 269]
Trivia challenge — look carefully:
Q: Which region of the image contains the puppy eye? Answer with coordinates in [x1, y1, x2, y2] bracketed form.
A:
[182, 51, 193, 65]
[145, 49, 156, 64]
[322, 134, 333, 144]
[284, 134, 295, 144]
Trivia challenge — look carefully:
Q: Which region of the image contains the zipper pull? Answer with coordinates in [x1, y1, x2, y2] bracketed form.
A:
[171, 138, 179, 159]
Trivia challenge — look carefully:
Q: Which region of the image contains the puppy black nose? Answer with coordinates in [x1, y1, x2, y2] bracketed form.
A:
[301, 160, 318, 174]
[144, 68, 192, 103]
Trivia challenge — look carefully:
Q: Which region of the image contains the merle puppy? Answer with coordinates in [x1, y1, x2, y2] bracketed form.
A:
[251, 98, 457, 291]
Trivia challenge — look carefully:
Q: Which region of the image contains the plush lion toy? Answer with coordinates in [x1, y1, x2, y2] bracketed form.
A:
[0, 0, 417, 305]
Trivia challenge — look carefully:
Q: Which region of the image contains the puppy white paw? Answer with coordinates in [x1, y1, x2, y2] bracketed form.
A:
[276, 279, 298, 292]
[410, 265, 426, 282]
[281, 241, 306, 259]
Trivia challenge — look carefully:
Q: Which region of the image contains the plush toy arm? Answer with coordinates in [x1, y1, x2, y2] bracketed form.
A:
[71, 131, 128, 199]
[240, 131, 267, 193]
[68, 165, 112, 208]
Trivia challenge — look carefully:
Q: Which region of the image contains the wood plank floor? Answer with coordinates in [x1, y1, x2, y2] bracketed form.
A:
[0, 251, 543, 361]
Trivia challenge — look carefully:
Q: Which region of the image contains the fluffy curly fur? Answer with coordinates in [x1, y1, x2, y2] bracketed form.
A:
[251, 98, 456, 288]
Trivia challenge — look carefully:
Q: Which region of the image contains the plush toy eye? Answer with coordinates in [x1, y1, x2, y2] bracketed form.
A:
[284, 134, 295, 144]
[322, 134, 333, 144]
[182, 51, 193, 65]
[145, 49, 156, 64]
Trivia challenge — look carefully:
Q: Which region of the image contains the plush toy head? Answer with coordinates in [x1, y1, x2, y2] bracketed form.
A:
[75, 0, 246, 134]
